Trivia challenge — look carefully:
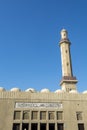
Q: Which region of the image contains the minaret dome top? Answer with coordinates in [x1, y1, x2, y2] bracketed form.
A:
[61, 29, 68, 39]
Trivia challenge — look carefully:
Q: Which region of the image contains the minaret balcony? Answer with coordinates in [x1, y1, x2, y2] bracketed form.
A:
[60, 76, 78, 86]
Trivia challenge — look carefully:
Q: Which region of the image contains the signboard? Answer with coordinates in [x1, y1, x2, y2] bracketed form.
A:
[15, 102, 63, 109]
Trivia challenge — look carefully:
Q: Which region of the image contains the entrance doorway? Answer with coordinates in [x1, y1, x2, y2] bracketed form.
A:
[40, 123, 46, 130]
[31, 123, 38, 130]
[49, 123, 55, 130]
[78, 124, 84, 130]
[22, 123, 29, 130]
[13, 123, 20, 130]
[57, 123, 64, 130]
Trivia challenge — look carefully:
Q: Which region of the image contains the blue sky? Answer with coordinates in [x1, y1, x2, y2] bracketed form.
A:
[0, 0, 87, 92]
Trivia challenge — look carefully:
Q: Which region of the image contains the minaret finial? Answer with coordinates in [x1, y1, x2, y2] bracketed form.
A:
[61, 29, 68, 39]
[59, 29, 70, 44]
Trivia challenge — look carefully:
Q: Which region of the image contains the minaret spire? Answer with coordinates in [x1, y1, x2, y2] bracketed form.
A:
[59, 29, 78, 92]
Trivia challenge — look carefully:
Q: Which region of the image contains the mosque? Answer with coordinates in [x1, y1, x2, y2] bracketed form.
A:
[0, 29, 87, 130]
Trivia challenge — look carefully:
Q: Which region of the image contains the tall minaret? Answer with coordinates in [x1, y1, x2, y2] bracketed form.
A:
[59, 29, 78, 92]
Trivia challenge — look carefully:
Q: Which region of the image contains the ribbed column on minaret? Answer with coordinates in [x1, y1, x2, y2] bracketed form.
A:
[59, 29, 78, 92]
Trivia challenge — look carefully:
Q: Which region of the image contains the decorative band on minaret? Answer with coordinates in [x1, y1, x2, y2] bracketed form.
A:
[59, 29, 78, 92]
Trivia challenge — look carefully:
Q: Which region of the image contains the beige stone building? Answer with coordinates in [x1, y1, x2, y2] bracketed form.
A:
[0, 29, 87, 130]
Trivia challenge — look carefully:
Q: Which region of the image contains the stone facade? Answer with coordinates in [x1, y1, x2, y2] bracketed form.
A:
[0, 92, 87, 130]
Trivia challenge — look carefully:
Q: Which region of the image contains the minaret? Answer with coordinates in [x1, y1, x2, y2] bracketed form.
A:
[59, 29, 78, 92]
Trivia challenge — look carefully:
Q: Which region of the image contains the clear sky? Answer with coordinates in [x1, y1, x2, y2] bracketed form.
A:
[0, 0, 87, 92]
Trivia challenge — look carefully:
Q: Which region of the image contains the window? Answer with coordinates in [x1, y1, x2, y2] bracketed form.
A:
[31, 111, 38, 120]
[76, 112, 82, 120]
[40, 111, 46, 120]
[57, 111, 63, 120]
[13, 123, 20, 130]
[14, 111, 21, 120]
[66, 50, 67, 53]
[67, 62, 69, 66]
[48, 111, 55, 120]
[23, 111, 29, 120]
